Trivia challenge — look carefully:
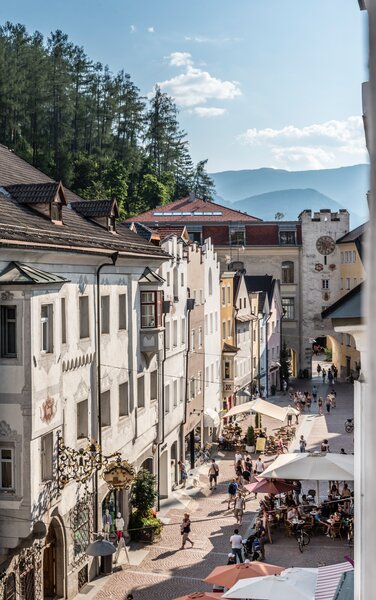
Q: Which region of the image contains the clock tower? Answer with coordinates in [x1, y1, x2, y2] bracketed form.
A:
[299, 209, 350, 374]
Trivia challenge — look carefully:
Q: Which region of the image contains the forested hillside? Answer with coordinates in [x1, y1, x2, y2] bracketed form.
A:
[0, 22, 214, 216]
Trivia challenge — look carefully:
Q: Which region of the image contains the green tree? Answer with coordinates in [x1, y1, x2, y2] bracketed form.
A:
[280, 340, 291, 384]
[192, 159, 216, 199]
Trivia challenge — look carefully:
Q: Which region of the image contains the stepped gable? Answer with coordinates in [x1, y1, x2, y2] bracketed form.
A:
[124, 195, 261, 223]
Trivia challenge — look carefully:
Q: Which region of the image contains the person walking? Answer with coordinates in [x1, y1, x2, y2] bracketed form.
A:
[255, 455, 265, 476]
[227, 479, 238, 510]
[317, 363, 322, 375]
[234, 450, 243, 468]
[312, 385, 318, 403]
[322, 368, 326, 383]
[306, 393, 312, 412]
[325, 395, 331, 414]
[180, 513, 194, 549]
[229, 528, 244, 563]
[299, 435, 307, 453]
[234, 492, 246, 525]
[208, 458, 219, 490]
[178, 460, 188, 488]
[318, 396, 323, 415]
[330, 388, 337, 408]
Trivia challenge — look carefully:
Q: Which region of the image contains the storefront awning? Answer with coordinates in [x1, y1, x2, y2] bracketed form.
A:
[203, 408, 220, 428]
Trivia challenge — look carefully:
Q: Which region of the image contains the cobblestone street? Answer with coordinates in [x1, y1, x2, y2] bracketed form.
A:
[81, 364, 354, 600]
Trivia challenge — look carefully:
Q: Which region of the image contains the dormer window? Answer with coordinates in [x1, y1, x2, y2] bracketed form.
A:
[51, 202, 62, 224]
[108, 215, 116, 232]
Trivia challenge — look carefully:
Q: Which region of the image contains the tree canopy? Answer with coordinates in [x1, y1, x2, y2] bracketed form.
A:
[0, 22, 215, 216]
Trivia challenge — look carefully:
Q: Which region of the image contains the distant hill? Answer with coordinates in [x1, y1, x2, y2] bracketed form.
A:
[210, 164, 369, 226]
[232, 188, 343, 222]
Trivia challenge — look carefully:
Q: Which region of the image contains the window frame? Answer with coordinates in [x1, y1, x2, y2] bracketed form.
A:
[101, 295, 110, 334]
[79, 296, 90, 340]
[41, 303, 54, 353]
[118, 293, 127, 330]
[0, 446, 14, 490]
[41, 432, 54, 481]
[0, 305, 17, 358]
[281, 261, 294, 284]
[140, 290, 163, 328]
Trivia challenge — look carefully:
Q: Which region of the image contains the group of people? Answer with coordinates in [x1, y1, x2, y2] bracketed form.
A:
[317, 362, 338, 384]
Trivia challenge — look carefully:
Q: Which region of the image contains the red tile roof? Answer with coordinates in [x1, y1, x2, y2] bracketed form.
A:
[124, 196, 261, 223]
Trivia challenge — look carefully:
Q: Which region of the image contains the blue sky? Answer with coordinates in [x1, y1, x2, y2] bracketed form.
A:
[1, 0, 368, 172]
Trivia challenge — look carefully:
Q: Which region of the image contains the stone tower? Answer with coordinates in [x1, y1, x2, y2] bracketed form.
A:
[299, 209, 350, 373]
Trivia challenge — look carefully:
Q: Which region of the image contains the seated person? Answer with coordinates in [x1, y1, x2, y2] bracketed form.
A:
[320, 501, 331, 519]
[286, 506, 299, 524]
[285, 491, 295, 507]
[313, 508, 331, 534]
[300, 494, 311, 511]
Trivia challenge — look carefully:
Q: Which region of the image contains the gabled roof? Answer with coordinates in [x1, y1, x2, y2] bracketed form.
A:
[223, 342, 239, 353]
[0, 144, 81, 203]
[244, 274, 275, 311]
[124, 196, 261, 224]
[4, 181, 66, 205]
[0, 261, 68, 284]
[139, 267, 165, 284]
[321, 283, 364, 321]
[152, 225, 190, 242]
[71, 199, 119, 218]
[337, 222, 367, 244]
[126, 222, 155, 242]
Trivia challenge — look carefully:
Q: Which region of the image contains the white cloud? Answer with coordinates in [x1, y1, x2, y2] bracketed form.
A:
[147, 26, 154, 33]
[238, 116, 367, 169]
[168, 52, 193, 67]
[130, 25, 136, 33]
[191, 107, 226, 118]
[159, 59, 241, 107]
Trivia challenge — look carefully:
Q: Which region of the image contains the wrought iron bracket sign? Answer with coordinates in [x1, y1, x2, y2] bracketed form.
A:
[102, 460, 135, 490]
[57, 431, 123, 489]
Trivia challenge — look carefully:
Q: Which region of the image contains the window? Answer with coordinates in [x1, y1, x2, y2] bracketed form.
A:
[41, 432, 54, 481]
[222, 287, 226, 306]
[119, 382, 129, 416]
[191, 329, 195, 351]
[227, 285, 231, 304]
[211, 363, 214, 384]
[208, 268, 213, 295]
[324, 255, 327, 265]
[346, 334, 352, 347]
[210, 313, 213, 334]
[150, 370, 158, 401]
[190, 377, 195, 399]
[198, 326, 202, 348]
[1, 305, 16, 358]
[165, 321, 171, 350]
[101, 390, 111, 427]
[230, 229, 245, 245]
[322, 280, 329, 289]
[279, 230, 296, 245]
[173, 267, 179, 301]
[173, 379, 178, 407]
[205, 314, 208, 335]
[181, 272, 184, 287]
[354, 277, 357, 287]
[340, 278, 343, 289]
[61, 298, 66, 344]
[79, 296, 89, 339]
[205, 366, 209, 387]
[239, 298, 242, 309]
[118, 294, 127, 330]
[77, 400, 88, 439]
[200, 289, 204, 304]
[281, 261, 294, 284]
[181, 317, 186, 344]
[224, 361, 230, 379]
[140, 291, 163, 328]
[3, 574, 16, 600]
[173, 320, 178, 347]
[165, 384, 170, 413]
[41, 304, 54, 353]
[222, 321, 226, 340]
[341, 251, 344, 264]
[137, 376, 145, 408]
[166, 271, 171, 286]
[180, 376, 185, 402]
[198, 371, 202, 393]
[0, 447, 13, 490]
[101, 296, 110, 334]
[353, 251, 356, 263]
[346, 278, 351, 290]
[227, 319, 231, 338]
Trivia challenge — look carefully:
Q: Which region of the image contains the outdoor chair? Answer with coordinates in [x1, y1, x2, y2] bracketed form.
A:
[330, 521, 343, 540]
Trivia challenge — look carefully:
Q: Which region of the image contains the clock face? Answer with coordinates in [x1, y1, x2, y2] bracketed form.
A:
[316, 235, 335, 255]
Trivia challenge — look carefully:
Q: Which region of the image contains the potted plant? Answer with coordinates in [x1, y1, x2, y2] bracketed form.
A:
[246, 426, 256, 453]
[128, 469, 163, 543]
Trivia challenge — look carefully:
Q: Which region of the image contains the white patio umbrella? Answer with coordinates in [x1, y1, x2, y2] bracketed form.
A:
[285, 404, 300, 416]
[223, 567, 318, 599]
[260, 451, 354, 500]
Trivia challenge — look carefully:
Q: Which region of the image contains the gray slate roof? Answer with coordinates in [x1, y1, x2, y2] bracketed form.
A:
[4, 182, 63, 204]
[71, 199, 118, 218]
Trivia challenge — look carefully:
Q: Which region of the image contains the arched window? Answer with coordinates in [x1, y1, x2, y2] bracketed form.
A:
[208, 267, 213, 296]
[281, 261, 294, 284]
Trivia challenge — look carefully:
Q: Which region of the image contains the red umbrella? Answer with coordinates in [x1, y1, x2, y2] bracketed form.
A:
[245, 478, 295, 495]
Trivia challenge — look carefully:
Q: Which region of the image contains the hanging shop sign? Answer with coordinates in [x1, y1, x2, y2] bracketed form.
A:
[102, 460, 135, 490]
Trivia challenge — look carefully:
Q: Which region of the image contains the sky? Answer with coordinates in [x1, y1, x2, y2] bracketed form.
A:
[0, 0, 369, 173]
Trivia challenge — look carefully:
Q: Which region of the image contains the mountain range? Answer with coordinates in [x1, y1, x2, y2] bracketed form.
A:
[210, 164, 369, 227]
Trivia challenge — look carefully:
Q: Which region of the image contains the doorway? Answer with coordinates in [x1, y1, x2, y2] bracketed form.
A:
[43, 520, 65, 598]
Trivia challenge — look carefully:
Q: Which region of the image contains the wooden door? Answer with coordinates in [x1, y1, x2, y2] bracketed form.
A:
[43, 542, 56, 598]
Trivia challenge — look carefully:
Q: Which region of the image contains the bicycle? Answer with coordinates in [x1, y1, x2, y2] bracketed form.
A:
[294, 521, 310, 553]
